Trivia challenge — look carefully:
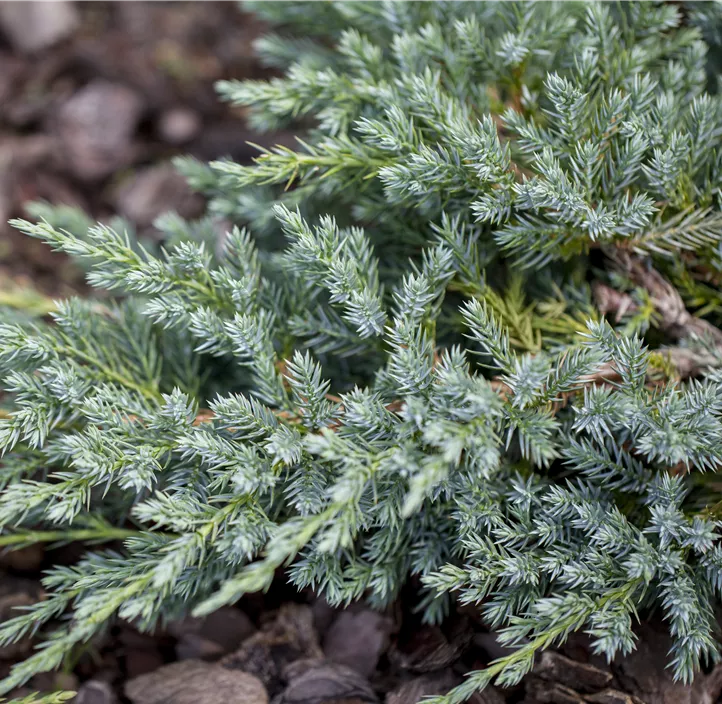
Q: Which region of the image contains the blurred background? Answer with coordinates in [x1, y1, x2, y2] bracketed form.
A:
[0, 1, 290, 302]
[2, 4, 722, 704]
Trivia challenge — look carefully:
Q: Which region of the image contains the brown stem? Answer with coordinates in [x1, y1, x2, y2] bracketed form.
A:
[594, 252, 722, 378]
[602, 251, 722, 344]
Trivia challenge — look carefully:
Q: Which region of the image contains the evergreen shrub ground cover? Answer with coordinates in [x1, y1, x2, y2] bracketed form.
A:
[2, 2, 722, 701]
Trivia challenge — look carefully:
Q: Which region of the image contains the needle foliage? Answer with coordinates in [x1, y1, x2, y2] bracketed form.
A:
[2, 2, 722, 701]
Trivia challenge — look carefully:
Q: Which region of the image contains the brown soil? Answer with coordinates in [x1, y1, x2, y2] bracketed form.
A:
[0, 1, 277, 297]
[0, 4, 719, 704]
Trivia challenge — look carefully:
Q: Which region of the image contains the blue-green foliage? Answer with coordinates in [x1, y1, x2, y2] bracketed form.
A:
[1, 2, 722, 701]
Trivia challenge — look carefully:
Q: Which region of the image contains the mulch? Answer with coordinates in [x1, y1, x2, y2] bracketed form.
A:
[0, 3, 720, 704]
[0, 1, 284, 296]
